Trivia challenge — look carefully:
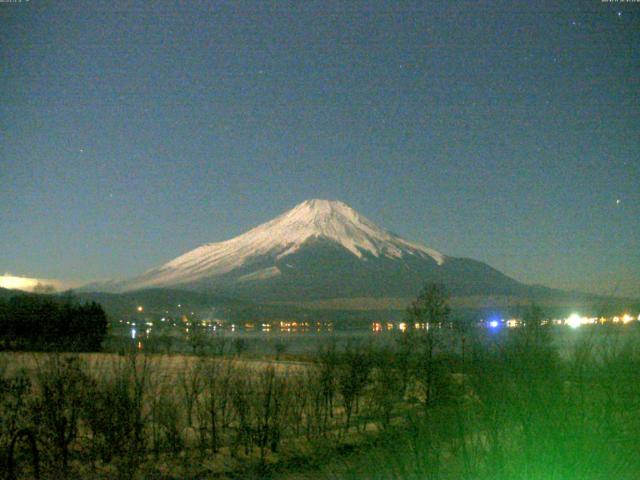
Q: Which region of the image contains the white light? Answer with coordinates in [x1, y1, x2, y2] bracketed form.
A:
[131, 328, 136, 339]
[566, 314, 582, 329]
[489, 320, 499, 328]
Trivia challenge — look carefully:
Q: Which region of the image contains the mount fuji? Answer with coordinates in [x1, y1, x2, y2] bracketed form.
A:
[90, 199, 536, 301]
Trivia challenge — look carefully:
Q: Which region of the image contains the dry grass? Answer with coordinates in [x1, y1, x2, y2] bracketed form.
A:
[3, 326, 640, 479]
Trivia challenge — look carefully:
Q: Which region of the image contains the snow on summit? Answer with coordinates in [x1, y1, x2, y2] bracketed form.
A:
[263, 199, 444, 262]
[114, 199, 445, 291]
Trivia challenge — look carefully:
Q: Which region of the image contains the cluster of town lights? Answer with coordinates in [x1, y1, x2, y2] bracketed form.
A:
[483, 313, 639, 330]
[564, 313, 636, 329]
[127, 304, 336, 339]
[368, 313, 640, 333]
[129, 305, 638, 338]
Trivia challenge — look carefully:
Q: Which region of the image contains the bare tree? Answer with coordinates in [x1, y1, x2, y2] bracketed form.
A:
[187, 324, 208, 355]
[32, 355, 89, 477]
[406, 283, 451, 410]
[232, 338, 249, 357]
[368, 346, 404, 430]
[287, 374, 308, 436]
[230, 369, 253, 456]
[209, 335, 228, 356]
[337, 342, 372, 435]
[178, 360, 203, 428]
[196, 359, 234, 453]
[273, 339, 288, 361]
[316, 342, 338, 433]
[81, 352, 149, 478]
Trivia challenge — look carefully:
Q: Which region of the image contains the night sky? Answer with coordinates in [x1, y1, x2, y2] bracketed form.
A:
[1, 0, 638, 297]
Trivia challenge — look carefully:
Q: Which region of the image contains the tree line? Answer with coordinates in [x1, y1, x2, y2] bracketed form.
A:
[0, 293, 107, 352]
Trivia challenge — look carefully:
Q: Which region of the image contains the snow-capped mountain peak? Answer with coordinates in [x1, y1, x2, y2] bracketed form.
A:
[258, 199, 443, 262]
[107, 199, 445, 291]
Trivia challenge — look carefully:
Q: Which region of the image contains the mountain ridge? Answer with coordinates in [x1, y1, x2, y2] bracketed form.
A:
[86, 199, 547, 301]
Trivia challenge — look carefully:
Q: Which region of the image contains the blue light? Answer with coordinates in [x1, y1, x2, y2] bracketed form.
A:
[486, 316, 504, 331]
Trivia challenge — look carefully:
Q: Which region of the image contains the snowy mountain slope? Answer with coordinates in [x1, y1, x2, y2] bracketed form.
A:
[105, 199, 446, 292]
[88, 199, 528, 300]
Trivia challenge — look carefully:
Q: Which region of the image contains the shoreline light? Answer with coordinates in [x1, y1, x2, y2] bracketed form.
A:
[566, 313, 582, 329]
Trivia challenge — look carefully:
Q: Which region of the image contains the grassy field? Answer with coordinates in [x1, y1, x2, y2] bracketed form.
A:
[2, 324, 640, 479]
